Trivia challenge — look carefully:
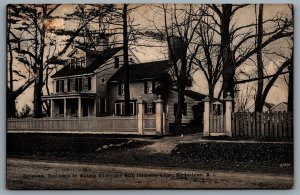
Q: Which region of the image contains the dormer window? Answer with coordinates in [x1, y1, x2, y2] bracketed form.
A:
[70, 58, 76, 68]
[70, 57, 86, 69]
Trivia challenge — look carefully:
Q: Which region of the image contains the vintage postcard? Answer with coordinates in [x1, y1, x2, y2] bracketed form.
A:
[6, 4, 293, 189]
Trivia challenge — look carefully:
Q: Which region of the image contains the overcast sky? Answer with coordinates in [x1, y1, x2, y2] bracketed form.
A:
[10, 4, 292, 111]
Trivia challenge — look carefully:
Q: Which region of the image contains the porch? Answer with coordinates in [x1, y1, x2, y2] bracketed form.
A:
[42, 93, 96, 118]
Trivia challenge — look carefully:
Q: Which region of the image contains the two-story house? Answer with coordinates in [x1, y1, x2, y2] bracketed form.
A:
[42, 45, 139, 118]
[42, 41, 203, 126]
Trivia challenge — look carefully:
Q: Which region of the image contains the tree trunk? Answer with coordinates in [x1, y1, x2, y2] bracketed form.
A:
[123, 4, 130, 116]
[220, 5, 235, 100]
[255, 4, 264, 112]
[174, 80, 185, 134]
[33, 9, 46, 118]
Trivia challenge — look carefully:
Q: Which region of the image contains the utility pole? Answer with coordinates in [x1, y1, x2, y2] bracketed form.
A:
[123, 4, 130, 116]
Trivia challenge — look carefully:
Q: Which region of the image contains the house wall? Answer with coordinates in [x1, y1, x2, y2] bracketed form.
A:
[94, 50, 138, 116]
[108, 82, 158, 115]
[107, 84, 198, 124]
[165, 90, 198, 124]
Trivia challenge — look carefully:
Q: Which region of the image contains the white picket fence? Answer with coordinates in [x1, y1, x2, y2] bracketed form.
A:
[7, 116, 141, 134]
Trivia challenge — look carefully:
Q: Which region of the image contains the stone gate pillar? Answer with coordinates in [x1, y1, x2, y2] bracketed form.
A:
[155, 95, 164, 136]
[203, 96, 210, 136]
[137, 96, 145, 135]
[225, 93, 233, 137]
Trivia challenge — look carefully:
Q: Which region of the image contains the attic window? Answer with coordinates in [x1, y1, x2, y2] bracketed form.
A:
[70, 57, 86, 68]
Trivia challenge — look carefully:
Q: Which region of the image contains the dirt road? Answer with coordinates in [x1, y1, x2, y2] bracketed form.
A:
[6, 158, 293, 189]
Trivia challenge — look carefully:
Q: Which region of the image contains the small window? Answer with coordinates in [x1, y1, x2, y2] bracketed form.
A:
[114, 101, 136, 115]
[144, 81, 154, 94]
[101, 78, 105, 83]
[118, 83, 124, 95]
[115, 103, 122, 115]
[145, 102, 156, 114]
[114, 56, 119, 68]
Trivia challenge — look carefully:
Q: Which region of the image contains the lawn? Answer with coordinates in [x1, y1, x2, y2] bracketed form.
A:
[7, 133, 293, 174]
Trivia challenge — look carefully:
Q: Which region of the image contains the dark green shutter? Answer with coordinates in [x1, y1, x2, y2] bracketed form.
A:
[118, 83, 121, 95]
[144, 82, 147, 94]
[61, 80, 64, 92]
[56, 80, 59, 93]
[152, 81, 156, 93]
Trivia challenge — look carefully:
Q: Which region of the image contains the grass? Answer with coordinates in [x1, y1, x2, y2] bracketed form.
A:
[7, 133, 294, 174]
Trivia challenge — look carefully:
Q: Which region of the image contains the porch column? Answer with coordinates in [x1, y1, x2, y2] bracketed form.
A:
[137, 96, 145, 135]
[50, 99, 54, 118]
[155, 95, 164, 136]
[225, 92, 233, 137]
[64, 98, 67, 117]
[203, 96, 210, 137]
[78, 97, 81, 118]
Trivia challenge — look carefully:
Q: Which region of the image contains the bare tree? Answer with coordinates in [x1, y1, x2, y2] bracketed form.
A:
[8, 4, 115, 117]
[206, 4, 293, 107]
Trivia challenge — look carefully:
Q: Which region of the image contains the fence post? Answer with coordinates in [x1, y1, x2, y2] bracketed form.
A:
[137, 96, 145, 135]
[155, 95, 164, 136]
[203, 96, 210, 137]
[224, 93, 233, 137]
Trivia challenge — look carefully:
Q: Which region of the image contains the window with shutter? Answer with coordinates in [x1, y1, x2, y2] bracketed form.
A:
[146, 102, 155, 114]
[144, 82, 147, 94]
[118, 83, 124, 95]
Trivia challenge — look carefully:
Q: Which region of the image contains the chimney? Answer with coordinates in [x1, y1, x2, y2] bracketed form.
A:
[168, 36, 185, 64]
[94, 34, 109, 51]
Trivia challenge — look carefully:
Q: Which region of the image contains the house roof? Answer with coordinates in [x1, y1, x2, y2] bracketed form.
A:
[108, 60, 170, 82]
[264, 102, 275, 109]
[270, 102, 288, 111]
[52, 47, 123, 78]
[184, 90, 207, 101]
[170, 89, 207, 101]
